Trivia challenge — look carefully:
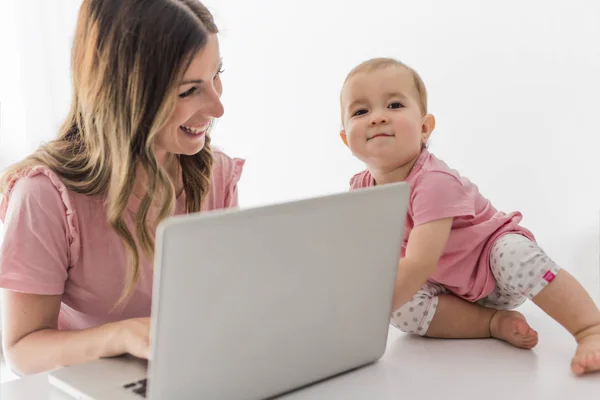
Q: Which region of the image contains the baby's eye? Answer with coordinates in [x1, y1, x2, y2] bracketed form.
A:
[388, 102, 403, 109]
[353, 109, 368, 117]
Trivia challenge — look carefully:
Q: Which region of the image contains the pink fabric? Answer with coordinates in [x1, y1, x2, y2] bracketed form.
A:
[0, 150, 244, 330]
[350, 149, 534, 301]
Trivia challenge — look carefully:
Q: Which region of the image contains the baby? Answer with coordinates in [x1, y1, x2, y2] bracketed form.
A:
[339, 57, 600, 375]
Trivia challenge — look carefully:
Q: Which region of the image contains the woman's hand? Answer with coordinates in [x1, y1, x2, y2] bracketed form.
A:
[112, 317, 151, 359]
[2, 291, 151, 375]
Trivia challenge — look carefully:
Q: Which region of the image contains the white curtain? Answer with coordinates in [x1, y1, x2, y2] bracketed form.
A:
[0, 0, 82, 171]
[0, 0, 82, 341]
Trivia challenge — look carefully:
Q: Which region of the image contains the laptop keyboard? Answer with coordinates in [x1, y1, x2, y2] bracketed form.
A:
[123, 378, 147, 398]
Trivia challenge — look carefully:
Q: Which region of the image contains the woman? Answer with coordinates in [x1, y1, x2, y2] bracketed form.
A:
[0, 0, 243, 376]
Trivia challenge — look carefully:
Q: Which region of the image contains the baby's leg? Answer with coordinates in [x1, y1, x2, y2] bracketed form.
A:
[495, 234, 600, 375]
[390, 282, 445, 335]
[533, 270, 600, 375]
[430, 294, 538, 348]
[391, 282, 537, 348]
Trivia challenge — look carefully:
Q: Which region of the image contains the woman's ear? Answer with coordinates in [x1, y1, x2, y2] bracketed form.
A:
[340, 130, 349, 147]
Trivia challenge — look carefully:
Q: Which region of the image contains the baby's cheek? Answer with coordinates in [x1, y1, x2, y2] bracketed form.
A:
[348, 140, 367, 157]
[396, 120, 422, 142]
[347, 129, 366, 149]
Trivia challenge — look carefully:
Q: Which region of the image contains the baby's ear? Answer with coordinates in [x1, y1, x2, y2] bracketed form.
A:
[340, 130, 349, 147]
[422, 114, 435, 135]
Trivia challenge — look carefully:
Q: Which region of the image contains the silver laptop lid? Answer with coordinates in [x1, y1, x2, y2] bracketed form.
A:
[148, 183, 409, 399]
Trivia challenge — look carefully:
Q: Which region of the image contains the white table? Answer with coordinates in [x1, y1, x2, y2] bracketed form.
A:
[2, 307, 600, 400]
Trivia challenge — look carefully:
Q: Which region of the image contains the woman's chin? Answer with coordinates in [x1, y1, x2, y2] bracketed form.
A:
[179, 145, 205, 157]
[178, 127, 206, 154]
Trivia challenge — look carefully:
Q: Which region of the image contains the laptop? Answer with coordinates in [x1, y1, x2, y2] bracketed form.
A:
[48, 182, 409, 399]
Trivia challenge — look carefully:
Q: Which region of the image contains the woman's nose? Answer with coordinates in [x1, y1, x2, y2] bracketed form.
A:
[206, 89, 224, 118]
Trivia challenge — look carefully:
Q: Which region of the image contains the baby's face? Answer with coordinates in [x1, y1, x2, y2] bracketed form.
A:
[340, 66, 427, 171]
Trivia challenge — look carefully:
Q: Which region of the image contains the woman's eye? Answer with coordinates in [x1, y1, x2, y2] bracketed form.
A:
[353, 109, 367, 117]
[178, 87, 197, 99]
[214, 68, 224, 80]
[389, 102, 403, 109]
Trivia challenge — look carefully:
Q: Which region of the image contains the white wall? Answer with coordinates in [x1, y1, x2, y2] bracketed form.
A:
[205, 0, 600, 297]
[1, 0, 599, 299]
[0, 0, 81, 169]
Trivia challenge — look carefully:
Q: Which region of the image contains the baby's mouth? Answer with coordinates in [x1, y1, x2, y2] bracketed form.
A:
[368, 133, 394, 141]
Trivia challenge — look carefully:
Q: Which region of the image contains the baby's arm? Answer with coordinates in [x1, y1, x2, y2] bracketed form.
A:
[391, 217, 453, 312]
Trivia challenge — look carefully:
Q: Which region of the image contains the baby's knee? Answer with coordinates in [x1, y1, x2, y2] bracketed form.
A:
[490, 234, 562, 302]
[390, 296, 438, 336]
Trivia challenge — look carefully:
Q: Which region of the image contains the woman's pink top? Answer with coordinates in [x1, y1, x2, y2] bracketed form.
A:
[0, 150, 244, 330]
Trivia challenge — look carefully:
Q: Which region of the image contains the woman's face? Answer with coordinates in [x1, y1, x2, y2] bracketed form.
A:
[154, 34, 224, 163]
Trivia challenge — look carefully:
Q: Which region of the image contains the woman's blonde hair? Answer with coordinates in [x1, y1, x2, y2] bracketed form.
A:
[0, 0, 219, 306]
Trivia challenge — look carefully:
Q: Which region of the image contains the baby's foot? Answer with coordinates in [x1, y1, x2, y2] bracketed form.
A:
[572, 324, 600, 376]
[489, 310, 538, 349]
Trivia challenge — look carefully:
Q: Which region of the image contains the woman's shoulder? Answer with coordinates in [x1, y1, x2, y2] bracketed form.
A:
[200, 147, 245, 210]
[0, 165, 73, 220]
[210, 147, 245, 186]
[0, 164, 82, 265]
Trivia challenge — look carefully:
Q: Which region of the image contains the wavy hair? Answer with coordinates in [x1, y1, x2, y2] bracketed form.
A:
[0, 0, 219, 305]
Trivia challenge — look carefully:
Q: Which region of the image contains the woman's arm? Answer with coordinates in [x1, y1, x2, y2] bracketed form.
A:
[1, 290, 150, 376]
[391, 217, 453, 311]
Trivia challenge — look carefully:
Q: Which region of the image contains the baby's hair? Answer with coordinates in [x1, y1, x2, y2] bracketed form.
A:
[342, 57, 428, 115]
